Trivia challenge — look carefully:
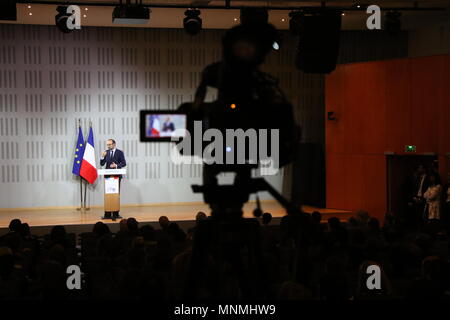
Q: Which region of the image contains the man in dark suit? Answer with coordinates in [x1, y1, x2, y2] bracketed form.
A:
[100, 139, 126, 220]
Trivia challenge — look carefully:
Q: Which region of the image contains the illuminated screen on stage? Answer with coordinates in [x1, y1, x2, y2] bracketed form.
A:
[140, 110, 187, 142]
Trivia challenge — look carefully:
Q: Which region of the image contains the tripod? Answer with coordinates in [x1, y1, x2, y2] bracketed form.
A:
[183, 171, 308, 299]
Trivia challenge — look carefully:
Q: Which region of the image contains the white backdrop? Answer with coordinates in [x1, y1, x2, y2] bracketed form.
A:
[0, 24, 302, 208]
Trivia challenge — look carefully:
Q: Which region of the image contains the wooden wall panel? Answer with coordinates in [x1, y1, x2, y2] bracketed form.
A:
[326, 154, 347, 209]
[343, 64, 366, 154]
[410, 56, 443, 153]
[358, 63, 387, 154]
[325, 65, 346, 155]
[343, 155, 365, 210]
[385, 59, 411, 153]
[362, 155, 387, 219]
[326, 54, 450, 221]
[439, 55, 450, 154]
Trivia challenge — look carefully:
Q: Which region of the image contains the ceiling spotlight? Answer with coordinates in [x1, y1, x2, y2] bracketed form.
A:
[55, 6, 76, 33]
[240, 7, 268, 26]
[384, 10, 402, 35]
[0, 0, 17, 21]
[289, 10, 303, 35]
[184, 9, 202, 35]
[112, 4, 150, 24]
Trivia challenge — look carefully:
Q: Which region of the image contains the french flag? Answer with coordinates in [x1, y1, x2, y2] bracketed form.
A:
[151, 116, 160, 137]
[80, 126, 98, 184]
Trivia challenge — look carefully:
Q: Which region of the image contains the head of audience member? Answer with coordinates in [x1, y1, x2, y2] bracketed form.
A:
[311, 211, 322, 224]
[50, 225, 67, 246]
[159, 216, 170, 230]
[8, 219, 22, 233]
[262, 212, 272, 226]
[19, 223, 31, 238]
[195, 211, 207, 223]
[327, 217, 341, 231]
[167, 223, 186, 243]
[356, 210, 370, 226]
[93, 222, 110, 237]
[119, 219, 128, 232]
[140, 225, 156, 242]
[368, 217, 381, 233]
[126, 218, 139, 234]
[348, 217, 359, 228]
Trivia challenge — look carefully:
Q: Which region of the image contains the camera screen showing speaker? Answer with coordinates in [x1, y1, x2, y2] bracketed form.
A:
[140, 110, 187, 142]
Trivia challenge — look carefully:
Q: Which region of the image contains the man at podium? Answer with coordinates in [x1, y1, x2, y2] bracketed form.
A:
[100, 139, 126, 220]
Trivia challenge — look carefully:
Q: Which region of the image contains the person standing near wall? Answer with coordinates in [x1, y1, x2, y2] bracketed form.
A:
[423, 172, 442, 222]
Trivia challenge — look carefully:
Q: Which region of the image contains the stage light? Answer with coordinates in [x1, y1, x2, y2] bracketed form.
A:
[112, 4, 150, 24]
[272, 41, 280, 50]
[55, 6, 76, 33]
[384, 10, 402, 34]
[0, 0, 17, 21]
[183, 9, 202, 35]
[288, 10, 303, 35]
[294, 10, 342, 73]
[240, 7, 268, 25]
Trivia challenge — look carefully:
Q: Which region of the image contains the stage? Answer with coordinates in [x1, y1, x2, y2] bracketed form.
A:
[0, 201, 353, 236]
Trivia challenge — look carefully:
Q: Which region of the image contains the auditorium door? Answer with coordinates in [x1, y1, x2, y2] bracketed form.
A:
[386, 155, 438, 221]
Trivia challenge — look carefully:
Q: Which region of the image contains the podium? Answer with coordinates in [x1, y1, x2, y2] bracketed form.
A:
[98, 169, 126, 214]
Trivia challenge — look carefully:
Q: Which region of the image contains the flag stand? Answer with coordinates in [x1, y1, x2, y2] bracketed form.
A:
[76, 176, 84, 211]
[74, 119, 86, 212]
[83, 179, 90, 211]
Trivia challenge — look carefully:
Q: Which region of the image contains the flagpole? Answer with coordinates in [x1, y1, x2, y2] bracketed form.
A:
[84, 179, 90, 211]
[83, 120, 93, 211]
[76, 119, 84, 211]
[83, 120, 92, 211]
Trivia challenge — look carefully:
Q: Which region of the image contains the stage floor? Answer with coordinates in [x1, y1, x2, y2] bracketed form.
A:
[0, 201, 353, 229]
